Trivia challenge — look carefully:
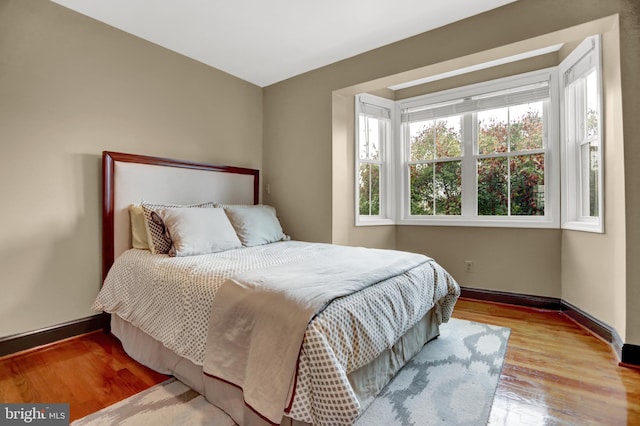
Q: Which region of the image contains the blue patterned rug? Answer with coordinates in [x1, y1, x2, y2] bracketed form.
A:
[73, 318, 509, 426]
[355, 318, 510, 425]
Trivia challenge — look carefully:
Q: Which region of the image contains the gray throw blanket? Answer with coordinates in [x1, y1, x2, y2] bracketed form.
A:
[202, 244, 429, 424]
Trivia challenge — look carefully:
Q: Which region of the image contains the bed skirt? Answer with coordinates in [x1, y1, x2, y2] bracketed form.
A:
[111, 308, 441, 426]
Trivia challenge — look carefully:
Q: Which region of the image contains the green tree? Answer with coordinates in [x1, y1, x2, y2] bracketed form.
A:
[410, 107, 545, 216]
[359, 164, 380, 215]
[410, 119, 462, 215]
[359, 106, 545, 218]
[477, 106, 545, 216]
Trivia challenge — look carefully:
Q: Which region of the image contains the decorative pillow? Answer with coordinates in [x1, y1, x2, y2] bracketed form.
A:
[141, 201, 215, 254]
[223, 205, 286, 247]
[157, 207, 242, 257]
[129, 204, 150, 250]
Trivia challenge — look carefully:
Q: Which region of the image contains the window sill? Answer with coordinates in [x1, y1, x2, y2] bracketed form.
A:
[356, 216, 560, 229]
[562, 219, 604, 234]
[355, 217, 396, 227]
[398, 217, 558, 229]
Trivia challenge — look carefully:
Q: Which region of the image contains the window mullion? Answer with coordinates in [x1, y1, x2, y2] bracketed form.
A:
[400, 121, 409, 220]
[432, 162, 437, 214]
[461, 113, 475, 217]
[476, 149, 546, 160]
[368, 165, 373, 216]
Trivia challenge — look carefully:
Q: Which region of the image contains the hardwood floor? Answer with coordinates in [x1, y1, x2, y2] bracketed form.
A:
[0, 330, 169, 421]
[1, 298, 639, 424]
[453, 298, 640, 425]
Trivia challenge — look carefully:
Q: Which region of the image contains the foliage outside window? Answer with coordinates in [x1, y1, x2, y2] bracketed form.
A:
[406, 105, 547, 218]
[397, 69, 558, 228]
[359, 115, 382, 215]
[408, 116, 463, 215]
[476, 103, 545, 217]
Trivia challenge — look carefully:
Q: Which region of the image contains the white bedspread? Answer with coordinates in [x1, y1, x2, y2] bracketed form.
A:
[94, 241, 460, 425]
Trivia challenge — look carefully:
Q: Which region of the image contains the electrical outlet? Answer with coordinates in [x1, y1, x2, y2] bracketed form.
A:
[464, 261, 473, 273]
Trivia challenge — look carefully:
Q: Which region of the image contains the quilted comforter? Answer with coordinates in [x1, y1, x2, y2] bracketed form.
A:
[94, 241, 460, 425]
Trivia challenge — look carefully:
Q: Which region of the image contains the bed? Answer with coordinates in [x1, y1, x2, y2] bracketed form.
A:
[96, 151, 460, 426]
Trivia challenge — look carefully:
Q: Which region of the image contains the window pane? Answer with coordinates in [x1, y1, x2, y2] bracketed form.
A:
[479, 104, 544, 154]
[586, 70, 599, 138]
[510, 154, 545, 216]
[435, 161, 462, 215]
[435, 116, 462, 158]
[359, 116, 381, 160]
[410, 116, 462, 161]
[478, 108, 508, 154]
[478, 157, 508, 215]
[509, 102, 544, 152]
[358, 164, 380, 215]
[581, 142, 599, 217]
[410, 121, 435, 161]
[410, 164, 434, 215]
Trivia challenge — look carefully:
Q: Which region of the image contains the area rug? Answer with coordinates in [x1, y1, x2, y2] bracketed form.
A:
[73, 318, 509, 426]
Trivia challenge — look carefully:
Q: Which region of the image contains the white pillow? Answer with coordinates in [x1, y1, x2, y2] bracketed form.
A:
[223, 205, 286, 247]
[142, 201, 215, 254]
[157, 207, 242, 257]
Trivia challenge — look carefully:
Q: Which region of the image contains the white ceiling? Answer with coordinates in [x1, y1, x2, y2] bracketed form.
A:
[50, 0, 518, 87]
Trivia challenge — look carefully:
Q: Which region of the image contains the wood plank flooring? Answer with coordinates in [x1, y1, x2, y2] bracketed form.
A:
[0, 330, 169, 421]
[1, 298, 639, 424]
[453, 298, 640, 425]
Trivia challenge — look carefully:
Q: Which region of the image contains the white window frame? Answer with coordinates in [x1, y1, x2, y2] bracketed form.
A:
[396, 68, 560, 228]
[559, 35, 604, 233]
[355, 94, 395, 226]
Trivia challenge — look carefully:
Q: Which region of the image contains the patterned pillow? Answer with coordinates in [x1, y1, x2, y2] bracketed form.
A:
[141, 202, 215, 254]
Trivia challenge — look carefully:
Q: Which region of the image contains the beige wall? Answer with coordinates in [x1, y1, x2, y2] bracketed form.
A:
[398, 227, 561, 296]
[619, 2, 640, 349]
[0, 0, 263, 337]
[264, 0, 639, 345]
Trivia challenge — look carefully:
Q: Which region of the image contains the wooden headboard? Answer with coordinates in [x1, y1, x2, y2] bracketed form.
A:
[102, 151, 260, 280]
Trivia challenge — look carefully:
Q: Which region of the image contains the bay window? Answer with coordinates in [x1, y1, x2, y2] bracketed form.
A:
[355, 36, 603, 231]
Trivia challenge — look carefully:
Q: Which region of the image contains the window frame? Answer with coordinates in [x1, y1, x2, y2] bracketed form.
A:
[396, 68, 560, 228]
[559, 35, 604, 233]
[353, 45, 607, 231]
[354, 94, 396, 226]
[404, 114, 465, 217]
